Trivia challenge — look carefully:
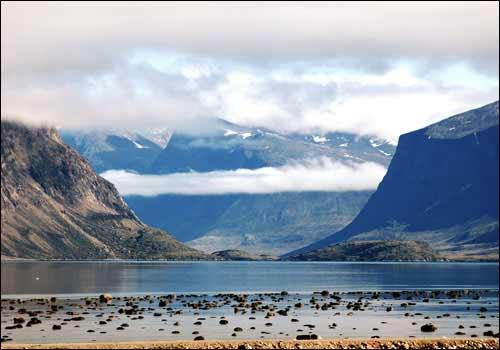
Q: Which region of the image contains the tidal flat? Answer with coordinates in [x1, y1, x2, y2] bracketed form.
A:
[1, 289, 499, 345]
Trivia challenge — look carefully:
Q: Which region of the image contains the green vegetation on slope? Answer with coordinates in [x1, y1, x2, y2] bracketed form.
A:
[287, 240, 442, 261]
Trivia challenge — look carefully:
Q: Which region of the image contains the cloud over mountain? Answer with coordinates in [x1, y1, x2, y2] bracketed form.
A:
[101, 158, 387, 196]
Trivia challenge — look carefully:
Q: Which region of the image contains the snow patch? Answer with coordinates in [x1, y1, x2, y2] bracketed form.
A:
[343, 154, 364, 161]
[120, 134, 150, 149]
[224, 129, 238, 137]
[131, 140, 148, 149]
[224, 129, 253, 139]
[312, 135, 330, 143]
[369, 139, 384, 148]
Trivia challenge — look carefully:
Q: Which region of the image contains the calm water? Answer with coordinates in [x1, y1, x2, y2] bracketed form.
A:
[2, 261, 499, 343]
[2, 261, 498, 297]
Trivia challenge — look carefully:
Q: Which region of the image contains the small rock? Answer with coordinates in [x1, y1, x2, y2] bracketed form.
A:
[99, 294, 112, 303]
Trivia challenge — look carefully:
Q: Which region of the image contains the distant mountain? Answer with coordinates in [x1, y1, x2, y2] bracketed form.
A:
[183, 191, 373, 255]
[126, 191, 372, 255]
[61, 128, 171, 173]
[62, 119, 395, 255]
[287, 240, 442, 262]
[285, 101, 499, 261]
[1, 121, 208, 260]
[150, 119, 394, 174]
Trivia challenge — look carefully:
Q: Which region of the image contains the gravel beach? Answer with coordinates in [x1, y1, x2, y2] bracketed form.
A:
[1, 338, 499, 349]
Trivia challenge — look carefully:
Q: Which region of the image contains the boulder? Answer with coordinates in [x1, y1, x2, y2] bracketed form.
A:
[420, 323, 437, 332]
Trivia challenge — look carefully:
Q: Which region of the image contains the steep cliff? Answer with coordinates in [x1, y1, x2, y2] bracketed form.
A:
[286, 101, 499, 261]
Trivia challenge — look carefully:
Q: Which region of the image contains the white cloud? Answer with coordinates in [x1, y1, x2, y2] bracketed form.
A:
[2, 2, 498, 73]
[101, 158, 387, 196]
[1, 2, 498, 140]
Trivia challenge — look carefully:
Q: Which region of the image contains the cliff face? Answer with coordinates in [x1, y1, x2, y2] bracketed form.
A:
[1, 121, 208, 260]
[286, 101, 499, 260]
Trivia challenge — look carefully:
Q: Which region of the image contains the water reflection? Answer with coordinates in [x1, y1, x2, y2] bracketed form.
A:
[1, 261, 498, 296]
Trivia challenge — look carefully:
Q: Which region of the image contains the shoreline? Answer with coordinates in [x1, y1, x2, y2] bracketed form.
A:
[2, 338, 499, 349]
[2, 286, 499, 301]
[2, 258, 499, 262]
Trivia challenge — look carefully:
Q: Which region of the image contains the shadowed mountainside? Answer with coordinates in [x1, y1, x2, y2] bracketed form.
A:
[286, 101, 499, 261]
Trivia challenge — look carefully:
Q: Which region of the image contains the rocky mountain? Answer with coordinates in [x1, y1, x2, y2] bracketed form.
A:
[287, 240, 442, 262]
[1, 121, 208, 260]
[150, 119, 394, 174]
[285, 101, 499, 261]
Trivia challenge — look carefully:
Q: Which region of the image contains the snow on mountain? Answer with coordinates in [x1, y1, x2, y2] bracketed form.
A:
[312, 135, 330, 143]
[369, 139, 384, 148]
[131, 140, 149, 149]
[224, 129, 239, 137]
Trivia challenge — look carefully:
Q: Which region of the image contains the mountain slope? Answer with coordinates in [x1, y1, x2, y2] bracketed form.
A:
[285, 101, 499, 261]
[1, 121, 208, 260]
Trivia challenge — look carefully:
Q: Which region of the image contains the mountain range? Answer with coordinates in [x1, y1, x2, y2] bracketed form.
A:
[63, 119, 395, 254]
[2, 102, 498, 261]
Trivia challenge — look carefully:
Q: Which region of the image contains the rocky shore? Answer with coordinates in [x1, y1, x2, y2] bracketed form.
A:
[2, 289, 498, 345]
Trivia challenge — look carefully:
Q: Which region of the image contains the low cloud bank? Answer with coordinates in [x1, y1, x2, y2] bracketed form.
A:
[101, 158, 387, 196]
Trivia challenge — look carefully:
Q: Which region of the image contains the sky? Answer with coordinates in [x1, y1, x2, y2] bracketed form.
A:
[1, 1, 499, 143]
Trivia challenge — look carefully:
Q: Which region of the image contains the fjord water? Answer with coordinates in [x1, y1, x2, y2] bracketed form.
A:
[2, 261, 498, 297]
